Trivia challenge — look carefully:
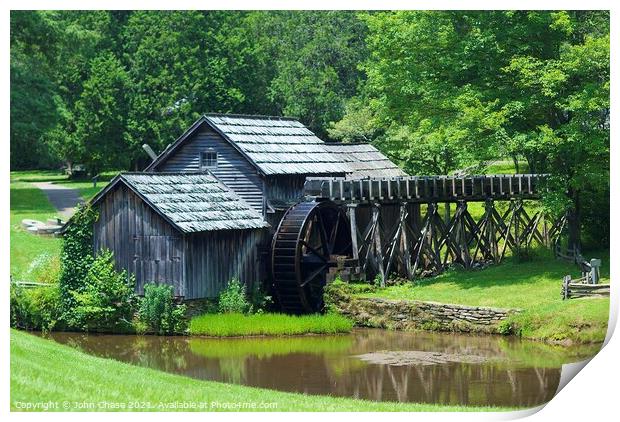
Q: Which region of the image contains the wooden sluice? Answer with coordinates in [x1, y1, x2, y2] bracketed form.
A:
[303, 174, 565, 286]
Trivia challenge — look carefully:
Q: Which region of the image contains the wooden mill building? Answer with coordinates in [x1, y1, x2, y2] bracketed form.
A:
[89, 113, 406, 299]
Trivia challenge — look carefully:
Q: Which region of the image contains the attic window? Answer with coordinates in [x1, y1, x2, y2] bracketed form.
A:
[200, 149, 218, 171]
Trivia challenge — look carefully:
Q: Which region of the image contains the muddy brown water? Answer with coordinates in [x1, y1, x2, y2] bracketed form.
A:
[41, 329, 600, 408]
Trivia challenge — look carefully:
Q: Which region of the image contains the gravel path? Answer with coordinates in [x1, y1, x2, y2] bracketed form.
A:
[32, 182, 84, 219]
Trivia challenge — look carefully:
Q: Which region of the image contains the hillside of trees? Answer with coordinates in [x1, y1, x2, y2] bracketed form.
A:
[10, 11, 609, 246]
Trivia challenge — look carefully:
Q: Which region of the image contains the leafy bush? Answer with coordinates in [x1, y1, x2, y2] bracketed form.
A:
[59, 204, 98, 310]
[25, 252, 61, 284]
[248, 283, 272, 314]
[498, 318, 521, 336]
[138, 283, 187, 335]
[323, 279, 353, 312]
[69, 249, 136, 332]
[218, 279, 251, 314]
[10, 283, 63, 332]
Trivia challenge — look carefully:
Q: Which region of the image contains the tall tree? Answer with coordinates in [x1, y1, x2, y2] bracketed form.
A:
[10, 11, 62, 168]
[333, 10, 609, 247]
[73, 53, 130, 175]
[256, 11, 368, 137]
[122, 11, 252, 165]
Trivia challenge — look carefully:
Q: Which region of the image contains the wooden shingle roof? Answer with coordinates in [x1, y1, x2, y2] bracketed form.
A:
[145, 113, 408, 178]
[204, 114, 344, 175]
[322, 143, 407, 178]
[91, 173, 269, 233]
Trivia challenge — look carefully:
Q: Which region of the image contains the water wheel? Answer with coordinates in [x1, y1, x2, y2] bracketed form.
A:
[271, 200, 353, 314]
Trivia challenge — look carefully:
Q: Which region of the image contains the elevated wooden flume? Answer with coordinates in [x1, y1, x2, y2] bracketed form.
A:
[304, 173, 548, 203]
[271, 174, 567, 313]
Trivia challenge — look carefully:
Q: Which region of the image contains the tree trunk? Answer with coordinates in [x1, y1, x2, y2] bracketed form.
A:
[525, 154, 536, 174]
[567, 189, 582, 257]
[512, 155, 520, 174]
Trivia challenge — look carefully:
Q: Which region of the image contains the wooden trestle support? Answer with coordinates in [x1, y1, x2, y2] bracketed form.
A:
[346, 199, 566, 287]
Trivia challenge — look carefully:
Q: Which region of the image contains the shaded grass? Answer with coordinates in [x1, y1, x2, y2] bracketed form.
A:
[190, 313, 354, 337]
[11, 169, 116, 202]
[503, 299, 610, 344]
[360, 249, 610, 343]
[11, 329, 511, 412]
[484, 160, 530, 174]
[55, 171, 116, 201]
[10, 170, 68, 183]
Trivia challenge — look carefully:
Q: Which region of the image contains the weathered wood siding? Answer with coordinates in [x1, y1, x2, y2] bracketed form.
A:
[264, 175, 305, 229]
[184, 228, 265, 298]
[155, 125, 264, 212]
[265, 175, 308, 203]
[93, 184, 186, 296]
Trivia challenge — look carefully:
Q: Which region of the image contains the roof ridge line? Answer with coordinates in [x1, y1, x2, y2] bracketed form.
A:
[204, 112, 300, 121]
[122, 171, 216, 176]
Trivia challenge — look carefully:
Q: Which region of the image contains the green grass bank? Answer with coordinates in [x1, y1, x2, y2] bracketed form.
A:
[189, 312, 354, 337]
[356, 250, 610, 344]
[10, 329, 512, 412]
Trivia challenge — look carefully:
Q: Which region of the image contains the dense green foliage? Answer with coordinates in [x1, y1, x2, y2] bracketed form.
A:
[10, 284, 64, 332]
[138, 284, 188, 335]
[11, 11, 366, 172]
[189, 313, 354, 337]
[330, 11, 609, 246]
[58, 203, 97, 309]
[11, 330, 507, 411]
[69, 250, 136, 332]
[217, 278, 252, 314]
[11, 10, 609, 245]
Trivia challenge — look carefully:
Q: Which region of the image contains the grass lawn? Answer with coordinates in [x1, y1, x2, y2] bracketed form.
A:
[359, 249, 610, 343]
[10, 329, 512, 412]
[55, 171, 116, 200]
[10, 180, 62, 281]
[10, 170, 115, 281]
[11, 169, 115, 201]
[484, 160, 530, 174]
[190, 312, 354, 337]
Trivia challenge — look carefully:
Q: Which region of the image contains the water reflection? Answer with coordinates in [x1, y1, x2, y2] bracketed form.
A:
[42, 329, 600, 407]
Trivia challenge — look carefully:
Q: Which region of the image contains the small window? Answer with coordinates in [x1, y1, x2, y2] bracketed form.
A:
[200, 149, 217, 171]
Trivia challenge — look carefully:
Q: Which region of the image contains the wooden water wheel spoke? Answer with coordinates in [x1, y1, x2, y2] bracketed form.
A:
[315, 212, 331, 254]
[300, 264, 329, 287]
[300, 240, 328, 263]
[328, 215, 341, 253]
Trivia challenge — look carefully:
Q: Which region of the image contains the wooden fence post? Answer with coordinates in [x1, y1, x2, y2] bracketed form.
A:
[562, 275, 572, 300]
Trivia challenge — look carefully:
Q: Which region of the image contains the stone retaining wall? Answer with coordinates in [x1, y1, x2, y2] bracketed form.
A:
[328, 292, 521, 334]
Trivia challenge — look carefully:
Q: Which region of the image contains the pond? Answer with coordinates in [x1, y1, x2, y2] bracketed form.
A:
[42, 329, 601, 408]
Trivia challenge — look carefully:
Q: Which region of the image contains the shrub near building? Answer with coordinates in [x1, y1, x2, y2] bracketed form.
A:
[137, 284, 188, 335]
[10, 204, 188, 335]
[68, 250, 136, 332]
